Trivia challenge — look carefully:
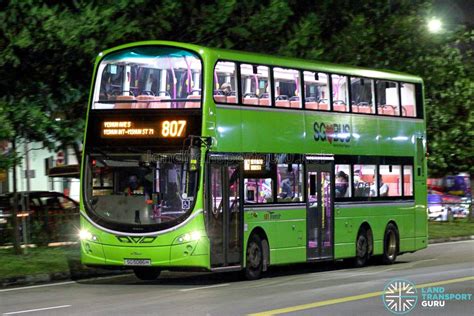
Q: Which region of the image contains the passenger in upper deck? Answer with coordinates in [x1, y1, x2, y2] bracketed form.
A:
[221, 82, 232, 96]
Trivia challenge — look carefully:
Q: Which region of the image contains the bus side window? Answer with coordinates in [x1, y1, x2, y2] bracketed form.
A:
[277, 163, 303, 202]
[274, 68, 301, 109]
[401, 83, 417, 117]
[379, 165, 402, 197]
[331, 74, 349, 112]
[351, 77, 375, 114]
[240, 64, 270, 106]
[376, 80, 399, 116]
[353, 164, 377, 197]
[244, 178, 273, 203]
[403, 166, 414, 196]
[214, 61, 238, 104]
[335, 164, 351, 198]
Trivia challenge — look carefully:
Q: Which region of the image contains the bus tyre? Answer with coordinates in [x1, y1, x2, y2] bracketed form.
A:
[245, 234, 264, 280]
[354, 228, 369, 267]
[133, 267, 161, 281]
[382, 224, 399, 265]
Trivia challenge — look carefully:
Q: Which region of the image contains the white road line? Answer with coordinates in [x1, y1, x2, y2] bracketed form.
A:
[429, 239, 474, 246]
[0, 274, 132, 293]
[180, 283, 230, 292]
[0, 281, 75, 293]
[3, 305, 71, 315]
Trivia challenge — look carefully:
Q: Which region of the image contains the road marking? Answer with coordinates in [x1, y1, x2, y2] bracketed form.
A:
[429, 239, 474, 246]
[248, 276, 474, 316]
[0, 274, 133, 293]
[180, 283, 230, 292]
[3, 305, 71, 315]
[0, 281, 75, 293]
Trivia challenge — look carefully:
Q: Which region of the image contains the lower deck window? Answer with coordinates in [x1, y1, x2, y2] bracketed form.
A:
[277, 163, 303, 202]
[353, 164, 377, 197]
[244, 178, 273, 203]
[379, 165, 402, 197]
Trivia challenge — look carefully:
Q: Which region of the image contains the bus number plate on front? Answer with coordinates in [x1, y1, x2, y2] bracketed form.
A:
[124, 259, 151, 266]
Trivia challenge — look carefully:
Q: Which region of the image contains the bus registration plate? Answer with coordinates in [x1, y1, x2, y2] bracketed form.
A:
[124, 259, 151, 266]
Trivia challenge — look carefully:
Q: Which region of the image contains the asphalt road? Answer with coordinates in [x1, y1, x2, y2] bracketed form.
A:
[1, 240, 473, 316]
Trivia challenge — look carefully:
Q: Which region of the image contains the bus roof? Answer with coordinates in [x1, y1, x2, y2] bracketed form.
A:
[97, 40, 423, 84]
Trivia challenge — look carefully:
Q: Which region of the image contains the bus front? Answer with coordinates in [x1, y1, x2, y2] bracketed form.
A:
[80, 44, 208, 279]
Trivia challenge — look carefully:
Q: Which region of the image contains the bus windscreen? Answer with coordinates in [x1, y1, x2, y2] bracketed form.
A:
[93, 46, 202, 110]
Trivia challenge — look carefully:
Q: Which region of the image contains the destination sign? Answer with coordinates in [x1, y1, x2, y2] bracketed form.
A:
[101, 120, 187, 138]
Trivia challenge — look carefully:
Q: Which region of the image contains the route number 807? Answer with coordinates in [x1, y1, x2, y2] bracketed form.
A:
[161, 120, 187, 137]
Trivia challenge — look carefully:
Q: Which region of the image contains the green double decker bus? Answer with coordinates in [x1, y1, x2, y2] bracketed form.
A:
[80, 41, 428, 280]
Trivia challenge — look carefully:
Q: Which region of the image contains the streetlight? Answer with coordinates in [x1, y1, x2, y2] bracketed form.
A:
[428, 18, 442, 33]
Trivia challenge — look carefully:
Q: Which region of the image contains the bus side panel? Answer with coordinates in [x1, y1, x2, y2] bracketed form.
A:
[414, 171, 428, 250]
[244, 208, 306, 266]
[334, 204, 416, 259]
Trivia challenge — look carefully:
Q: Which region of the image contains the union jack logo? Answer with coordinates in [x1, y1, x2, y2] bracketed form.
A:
[382, 279, 418, 314]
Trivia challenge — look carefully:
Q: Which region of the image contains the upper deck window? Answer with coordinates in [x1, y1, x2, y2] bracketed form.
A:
[240, 64, 271, 106]
[93, 46, 202, 110]
[331, 74, 349, 112]
[401, 83, 417, 117]
[214, 61, 238, 104]
[376, 80, 400, 116]
[303, 71, 331, 111]
[274, 68, 301, 108]
[351, 77, 375, 114]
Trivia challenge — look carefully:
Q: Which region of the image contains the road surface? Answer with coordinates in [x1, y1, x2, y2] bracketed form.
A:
[1, 240, 473, 315]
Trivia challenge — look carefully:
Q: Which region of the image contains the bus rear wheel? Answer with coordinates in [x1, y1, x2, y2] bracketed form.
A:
[381, 223, 399, 264]
[354, 227, 369, 267]
[133, 267, 161, 280]
[245, 234, 264, 280]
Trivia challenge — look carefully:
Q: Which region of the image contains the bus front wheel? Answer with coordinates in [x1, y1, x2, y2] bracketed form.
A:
[133, 267, 161, 280]
[381, 223, 399, 264]
[245, 234, 264, 280]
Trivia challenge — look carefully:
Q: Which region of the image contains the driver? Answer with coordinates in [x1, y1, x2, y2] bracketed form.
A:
[124, 175, 144, 195]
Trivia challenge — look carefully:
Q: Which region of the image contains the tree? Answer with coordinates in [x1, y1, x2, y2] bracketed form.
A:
[0, 0, 472, 177]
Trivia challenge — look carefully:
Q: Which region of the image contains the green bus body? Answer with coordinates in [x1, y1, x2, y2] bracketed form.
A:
[80, 41, 427, 272]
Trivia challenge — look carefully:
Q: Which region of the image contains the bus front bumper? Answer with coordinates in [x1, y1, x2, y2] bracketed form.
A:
[80, 237, 210, 270]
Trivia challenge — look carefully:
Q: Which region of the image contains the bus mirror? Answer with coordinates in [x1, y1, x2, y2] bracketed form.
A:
[288, 164, 293, 172]
[253, 65, 258, 74]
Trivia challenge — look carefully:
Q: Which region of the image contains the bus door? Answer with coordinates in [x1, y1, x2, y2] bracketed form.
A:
[207, 161, 243, 268]
[306, 156, 334, 260]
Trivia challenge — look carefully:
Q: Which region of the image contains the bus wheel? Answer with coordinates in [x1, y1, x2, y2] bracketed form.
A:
[382, 223, 399, 264]
[354, 227, 369, 267]
[133, 267, 161, 280]
[245, 234, 264, 280]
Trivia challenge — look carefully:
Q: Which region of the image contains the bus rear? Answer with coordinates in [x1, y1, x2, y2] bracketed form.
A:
[80, 43, 209, 279]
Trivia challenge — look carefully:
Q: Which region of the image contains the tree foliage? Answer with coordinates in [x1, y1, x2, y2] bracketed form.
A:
[0, 0, 472, 176]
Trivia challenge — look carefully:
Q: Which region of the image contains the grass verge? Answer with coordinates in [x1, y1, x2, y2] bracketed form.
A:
[428, 219, 474, 240]
[0, 245, 80, 279]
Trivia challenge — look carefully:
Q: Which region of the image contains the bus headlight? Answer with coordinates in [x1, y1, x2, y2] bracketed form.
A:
[79, 229, 98, 241]
[176, 231, 201, 243]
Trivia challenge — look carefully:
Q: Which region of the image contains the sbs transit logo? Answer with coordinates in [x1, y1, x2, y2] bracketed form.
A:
[382, 279, 418, 314]
[313, 122, 351, 144]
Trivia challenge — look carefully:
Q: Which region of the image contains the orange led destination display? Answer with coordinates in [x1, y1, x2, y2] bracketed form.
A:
[101, 120, 187, 138]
